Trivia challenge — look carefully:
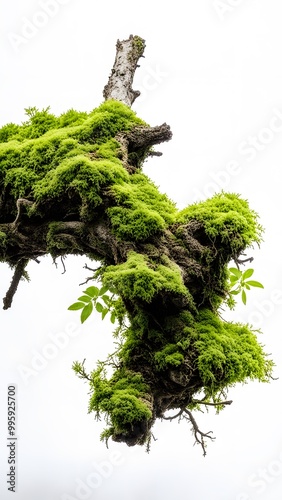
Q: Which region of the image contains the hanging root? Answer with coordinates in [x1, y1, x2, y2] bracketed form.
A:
[162, 407, 216, 456]
[184, 409, 215, 456]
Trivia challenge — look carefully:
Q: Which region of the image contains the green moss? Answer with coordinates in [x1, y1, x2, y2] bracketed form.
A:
[46, 221, 85, 255]
[154, 344, 184, 370]
[193, 309, 273, 396]
[0, 100, 149, 222]
[0, 231, 7, 249]
[108, 173, 176, 240]
[88, 367, 152, 439]
[103, 251, 190, 303]
[58, 109, 88, 128]
[132, 36, 145, 57]
[33, 155, 128, 211]
[0, 123, 21, 143]
[177, 192, 263, 252]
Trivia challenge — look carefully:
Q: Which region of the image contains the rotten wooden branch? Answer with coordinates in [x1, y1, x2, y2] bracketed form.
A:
[103, 34, 146, 106]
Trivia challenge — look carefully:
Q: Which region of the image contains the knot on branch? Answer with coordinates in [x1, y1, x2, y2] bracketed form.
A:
[116, 124, 172, 172]
[127, 123, 172, 149]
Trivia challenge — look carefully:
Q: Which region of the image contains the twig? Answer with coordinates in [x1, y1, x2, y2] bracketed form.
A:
[83, 264, 99, 272]
[13, 198, 33, 226]
[61, 256, 66, 274]
[79, 264, 101, 286]
[234, 254, 254, 267]
[192, 399, 233, 407]
[161, 409, 183, 421]
[79, 275, 95, 286]
[3, 259, 29, 310]
[103, 34, 146, 106]
[184, 409, 215, 457]
[73, 359, 92, 382]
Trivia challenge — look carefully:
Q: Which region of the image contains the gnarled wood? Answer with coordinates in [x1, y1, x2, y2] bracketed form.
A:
[103, 35, 145, 106]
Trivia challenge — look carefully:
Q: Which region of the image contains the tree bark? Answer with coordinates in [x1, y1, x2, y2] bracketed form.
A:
[103, 35, 146, 106]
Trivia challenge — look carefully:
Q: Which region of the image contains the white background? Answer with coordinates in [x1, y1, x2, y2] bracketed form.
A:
[1, 1, 282, 499]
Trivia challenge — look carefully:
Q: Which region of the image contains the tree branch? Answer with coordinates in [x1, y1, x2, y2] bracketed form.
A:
[3, 258, 29, 309]
[127, 123, 172, 149]
[13, 198, 33, 226]
[184, 409, 215, 457]
[103, 35, 146, 106]
[192, 399, 233, 407]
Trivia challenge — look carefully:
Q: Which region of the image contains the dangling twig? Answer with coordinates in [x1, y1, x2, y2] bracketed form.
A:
[3, 258, 29, 309]
[184, 409, 215, 456]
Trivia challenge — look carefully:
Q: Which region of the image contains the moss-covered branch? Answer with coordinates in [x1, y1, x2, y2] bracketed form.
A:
[0, 36, 274, 452]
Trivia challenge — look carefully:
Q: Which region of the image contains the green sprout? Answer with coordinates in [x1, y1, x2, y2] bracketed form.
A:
[229, 267, 264, 305]
[68, 285, 117, 324]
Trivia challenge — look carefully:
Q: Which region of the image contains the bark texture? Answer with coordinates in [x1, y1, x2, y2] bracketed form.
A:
[103, 35, 145, 106]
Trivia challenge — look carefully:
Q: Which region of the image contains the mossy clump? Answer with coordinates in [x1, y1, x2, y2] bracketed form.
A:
[103, 251, 191, 303]
[193, 309, 273, 396]
[177, 192, 263, 253]
[0, 100, 178, 244]
[0, 100, 147, 221]
[154, 344, 185, 370]
[87, 366, 152, 445]
[108, 173, 176, 240]
[80, 302, 273, 447]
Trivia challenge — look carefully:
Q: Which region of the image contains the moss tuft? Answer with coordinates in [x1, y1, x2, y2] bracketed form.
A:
[103, 251, 190, 303]
[193, 309, 273, 396]
[177, 192, 263, 252]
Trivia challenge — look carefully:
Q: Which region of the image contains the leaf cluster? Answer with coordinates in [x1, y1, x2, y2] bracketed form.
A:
[229, 267, 264, 305]
[68, 284, 118, 324]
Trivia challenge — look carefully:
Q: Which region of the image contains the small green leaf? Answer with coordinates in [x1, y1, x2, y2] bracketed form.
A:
[230, 289, 240, 295]
[83, 286, 99, 298]
[98, 286, 108, 296]
[101, 294, 111, 306]
[101, 308, 108, 320]
[77, 295, 92, 303]
[242, 268, 254, 280]
[245, 280, 264, 288]
[229, 267, 242, 278]
[68, 302, 85, 311]
[110, 311, 116, 324]
[230, 275, 239, 283]
[242, 289, 247, 305]
[81, 302, 93, 323]
[95, 302, 104, 313]
[245, 284, 251, 290]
